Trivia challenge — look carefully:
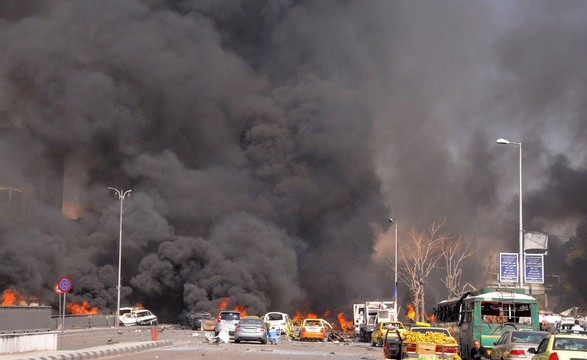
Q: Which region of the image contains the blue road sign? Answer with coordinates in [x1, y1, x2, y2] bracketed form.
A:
[525, 254, 544, 284]
[58, 276, 72, 293]
[500, 253, 519, 283]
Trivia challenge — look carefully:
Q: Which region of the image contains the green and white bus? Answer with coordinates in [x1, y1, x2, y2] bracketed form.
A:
[435, 287, 539, 360]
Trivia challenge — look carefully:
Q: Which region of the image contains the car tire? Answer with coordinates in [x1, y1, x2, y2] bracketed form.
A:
[234, 338, 240, 343]
[261, 339, 267, 344]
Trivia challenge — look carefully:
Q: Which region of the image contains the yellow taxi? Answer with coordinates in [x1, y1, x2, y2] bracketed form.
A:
[298, 318, 332, 341]
[529, 330, 587, 360]
[372, 321, 406, 347]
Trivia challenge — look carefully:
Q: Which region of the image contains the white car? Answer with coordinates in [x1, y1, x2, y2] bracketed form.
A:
[264, 312, 290, 334]
[119, 307, 158, 326]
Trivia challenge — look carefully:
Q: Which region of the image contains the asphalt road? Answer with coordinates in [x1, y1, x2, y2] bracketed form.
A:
[61, 326, 382, 360]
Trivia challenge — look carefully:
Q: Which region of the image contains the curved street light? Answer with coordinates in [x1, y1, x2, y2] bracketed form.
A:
[496, 138, 523, 289]
[108, 187, 132, 327]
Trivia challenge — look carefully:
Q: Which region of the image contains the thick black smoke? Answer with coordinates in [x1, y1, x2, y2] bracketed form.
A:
[0, 1, 586, 320]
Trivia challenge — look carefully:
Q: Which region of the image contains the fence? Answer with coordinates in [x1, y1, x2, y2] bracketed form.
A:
[50, 314, 116, 330]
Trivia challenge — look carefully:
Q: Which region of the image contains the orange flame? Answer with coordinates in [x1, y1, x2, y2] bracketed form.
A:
[425, 312, 437, 323]
[2, 289, 25, 306]
[218, 297, 229, 311]
[62, 201, 83, 220]
[234, 305, 247, 317]
[407, 304, 415, 320]
[337, 312, 354, 332]
[67, 301, 100, 315]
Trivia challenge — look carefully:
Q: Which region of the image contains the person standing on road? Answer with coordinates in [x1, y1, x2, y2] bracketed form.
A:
[268, 327, 279, 345]
[541, 320, 556, 334]
[471, 340, 490, 360]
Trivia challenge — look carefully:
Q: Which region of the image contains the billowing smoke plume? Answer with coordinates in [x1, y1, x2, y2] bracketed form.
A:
[0, 1, 586, 320]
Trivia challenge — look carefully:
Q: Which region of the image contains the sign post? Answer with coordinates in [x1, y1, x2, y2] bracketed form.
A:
[57, 276, 72, 350]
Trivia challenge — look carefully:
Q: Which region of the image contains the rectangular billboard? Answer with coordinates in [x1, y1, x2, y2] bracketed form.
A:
[500, 253, 519, 283]
[524, 254, 544, 284]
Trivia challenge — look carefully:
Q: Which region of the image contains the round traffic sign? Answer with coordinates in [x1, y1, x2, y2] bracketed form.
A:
[58, 276, 72, 293]
[54, 284, 63, 294]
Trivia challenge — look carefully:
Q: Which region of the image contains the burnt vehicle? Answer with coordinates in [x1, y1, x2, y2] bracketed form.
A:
[186, 312, 215, 331]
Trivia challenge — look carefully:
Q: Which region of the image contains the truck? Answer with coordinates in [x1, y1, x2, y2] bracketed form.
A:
[355, 300, 397, 342]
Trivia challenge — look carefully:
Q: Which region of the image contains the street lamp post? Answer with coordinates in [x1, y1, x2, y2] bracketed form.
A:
[388, 218, 398, 320]
[496, 138, 523, 289]
[108, 187, 132, 327]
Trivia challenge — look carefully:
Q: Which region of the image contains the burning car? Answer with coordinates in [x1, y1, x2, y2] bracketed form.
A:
[119, 307, 158, 326]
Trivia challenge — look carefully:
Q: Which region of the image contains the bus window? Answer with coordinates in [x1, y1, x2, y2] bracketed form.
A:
[463, 302, 472, 323]
[480, 302, 533, 325]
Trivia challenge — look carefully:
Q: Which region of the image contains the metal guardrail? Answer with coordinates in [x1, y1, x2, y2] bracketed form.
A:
[0, 306, 52, 333]
[50, 314, 116, 330]
[0, 306, 116, 334]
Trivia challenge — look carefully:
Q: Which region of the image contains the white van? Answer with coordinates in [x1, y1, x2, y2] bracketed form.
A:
[264, 312, 290, 334]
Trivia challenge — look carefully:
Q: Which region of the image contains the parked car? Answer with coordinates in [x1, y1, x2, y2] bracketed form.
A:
[119, 307, 158, 326]
[186, 312, 215, 331]
[298, 318, 332, 341]
[215, 310, 241, 336]
[491, 330, 548, 360]
[372, 321, 406, 347]
[263, 312, 290, 335]
[234, 317, 268, 344]
[529, 330, 587, 360]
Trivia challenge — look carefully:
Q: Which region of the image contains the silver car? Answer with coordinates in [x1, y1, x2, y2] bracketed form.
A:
[234, 317, 268, 344]
[491, 330, 548, 360]
[214, 311, 241, 336]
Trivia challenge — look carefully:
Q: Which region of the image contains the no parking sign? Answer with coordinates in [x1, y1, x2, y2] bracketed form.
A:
[58, 276, 72, 293]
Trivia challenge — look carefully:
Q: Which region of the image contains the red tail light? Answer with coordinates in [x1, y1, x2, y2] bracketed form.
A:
[441, 346, 457, 354]
[235, 325, 240, 332]
[260, 328, 265, 333]
[302, 327, 306, 332]
[217, 318, 221, 323]
[549, 353, 559, 360]
[321, 328, 325, 333]
[407, 344, 417, 352]
[510, 350, 525, 357]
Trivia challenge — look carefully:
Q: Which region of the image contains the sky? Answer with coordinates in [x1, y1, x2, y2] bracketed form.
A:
[0, 0, 586, 321]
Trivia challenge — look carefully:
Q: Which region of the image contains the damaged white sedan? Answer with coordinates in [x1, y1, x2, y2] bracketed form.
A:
[119, 307, 158, 326]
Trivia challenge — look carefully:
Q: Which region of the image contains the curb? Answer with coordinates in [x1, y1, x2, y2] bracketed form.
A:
[16, 340, 173, 360]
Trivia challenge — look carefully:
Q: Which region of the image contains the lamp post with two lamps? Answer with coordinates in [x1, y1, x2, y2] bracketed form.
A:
[108, 187, 132, 327]
[496, 138, 523, 289]
[388, 218, 398, 319]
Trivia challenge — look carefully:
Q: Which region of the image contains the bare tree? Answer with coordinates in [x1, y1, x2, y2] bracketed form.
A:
[441, 234, 477, 299]
[483, 246, 500, 286]
[397, 220, 447, 322]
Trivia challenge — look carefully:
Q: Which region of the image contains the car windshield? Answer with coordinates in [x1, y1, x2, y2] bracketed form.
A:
[512, 331, 547, 343]
[305, 320, 322, 327]
[240, 318, 263, 325]
[220, 312, 240, 320]
[553, 338, 587, 351]
[267, 313, 284, 321]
